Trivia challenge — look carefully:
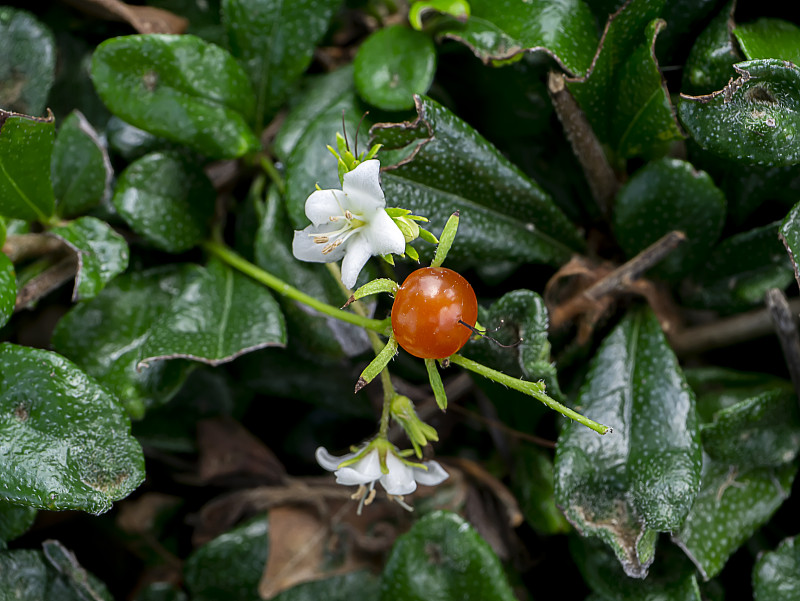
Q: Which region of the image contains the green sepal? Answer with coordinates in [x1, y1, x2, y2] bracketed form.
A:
[431, 211, 459, 267]
[405, 244, 420, 262]
[418, 227, 438, 244]
[382, 253, 396, 266]
[426, 358, 448, 411]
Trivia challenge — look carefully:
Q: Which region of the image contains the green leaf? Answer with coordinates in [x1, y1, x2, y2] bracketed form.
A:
[673, 457, 796, 580]
[435, 0, 598, 76]
[0, 343, 145, 514]
[613, 158, 726, 279]
[91, 34, 259, 159]
[679, 59, 800, 166]
[682, 2, 740, 96]
[0, 546, 113, 601]
[112, 151, 216, 253]
[0, 109, 56, 222]
[734, 18, 800, 64]
[222, 0, 342, 128]
[779, 199, 800, 288]
[274, 572, 381, 601]
[700, 389, 800, 468]
[0, 7, 56, 116]
[568, 1, 683, 161]
[135, 582, 189, 601]
[354, 26, 436, 111]
[554, 307, 702, 578]
[51, 265, 197, 419]
[0, 501, 36, 548]
[184, 514, 269, 601]
[371, 96, 583, 269]
[140, 259, 286, 366]
[51, 110, 112, 218]
[682, 222, 794, 312]
[380, 510, 517, 601]
[48, 216, 130, 301]
[512, 446, 570, 535]
[0, 252, 15, 329]
[409, 0, 470, 30]
[754, 536, 800, 601]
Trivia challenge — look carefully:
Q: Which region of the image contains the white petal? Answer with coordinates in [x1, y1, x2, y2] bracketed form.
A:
[362, 210, 406, 256]
[340, 234, 373, 289]
[342, 160, 384, 212]
[305, 189, 348, 226]
[292, 225, 347, 263]
[413, 460, 449, 486]
[315, 446, 355, 472]
[380, 453, 418, 495]
[335, 466, 378, 486]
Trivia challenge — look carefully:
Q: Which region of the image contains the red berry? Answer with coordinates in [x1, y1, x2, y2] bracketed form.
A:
[391, 267, 478, 359]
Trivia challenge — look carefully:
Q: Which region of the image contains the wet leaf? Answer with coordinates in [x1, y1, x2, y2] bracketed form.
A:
[51, 110, 112, 218]
[682, 1, 739, 96]
[682, 222, 794, 312]
[673, 457, 796, 580]
[112, 151, 216, 253]
[679, 59, 800, 166]
[435, 0, 598, 76]
[0, 109, 56, 222]
[0, 501, 36, 548]
[140, 259, 286, 366]
[184, 514, 269, 601]
[753, 536, 800, 601]
[354, 26, 436, 111]
[371, 96, 583, 269]
[512, 446, 570, 535]
[91, 34, 259, 159]
[48, 216, 130, 301]
[0, 252, 15, 329]
[733, 18, 800, 64]
[273, 572, 381, 601]
[613, 158, 726, 279]
[0, 343, 145, 514]
[51, 265, 197, 419]
[222, 0, 342, 127]
[779, 199, 800, 287]
[554, 308, 702, 578]
[0, 7, 56, 116]
[568, 1, 683, 160]
[380, 510, 517, 601]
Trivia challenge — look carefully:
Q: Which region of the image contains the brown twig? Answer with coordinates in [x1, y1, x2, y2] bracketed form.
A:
[15, 256, 78, 311]
[548, 70, 619, 217]
[2, 234, 66, 263]
[766, 288, 800, 403]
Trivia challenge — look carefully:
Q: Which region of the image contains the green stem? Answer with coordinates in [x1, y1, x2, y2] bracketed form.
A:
[203, 240, 390, 333]
[259, 155, 286, 196]
[449, 353, 611, 435]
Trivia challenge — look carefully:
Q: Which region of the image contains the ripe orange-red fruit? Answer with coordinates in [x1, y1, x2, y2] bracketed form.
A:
[391, 267, 478, 359]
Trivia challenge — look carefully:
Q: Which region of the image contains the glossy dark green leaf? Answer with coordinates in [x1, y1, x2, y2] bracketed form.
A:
[48, 216, 129, 301]
[573, 536, 702, 601]
[380, 510, 517, 601]
[51, 111, 112, 218]
[51, 265, 197, 419]
[274, 571, 381, 601]
[753, 536, 800, 601]
[673, 457, 796, 580]
[184, 514, 269, 601]
[354, 26, 436, 111]
[435, 0, 598, 76]
[682, 2, 739, 96]
[513, 446, 570, 535]
[779, 200, 800, 287]
[255, 186, 370, 359]
[0, 110, 56, 222]
[701, 389, 800, 468]
[222, 0, 342, 128]
[140, 259, 285, 366]
[679, 59, 800, 166]
[371, 96, 583, 268]
[0, 252, 15, 329]
[0, 501, 36, 548]
[0, 8, 56, 116]
[112, 151, 216, 253]
[554, 308, 702, 578]
[0, 546, 113, 601]
[91, 34, 259, 159]
[568, 1, 683, 160]
[734, 18, 800, 64]
[682, 222, 794, 312]
[613, 158, 726, 279]
[0, 343, 145, 514]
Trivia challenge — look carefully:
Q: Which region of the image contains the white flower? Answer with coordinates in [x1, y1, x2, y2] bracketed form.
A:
[315, 442, 449, 513]
[292, 159, 406, 289]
